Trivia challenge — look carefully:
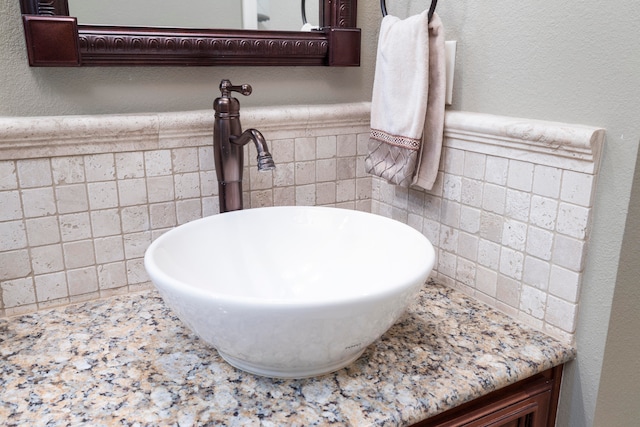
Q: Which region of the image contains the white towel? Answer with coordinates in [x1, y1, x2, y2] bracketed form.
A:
[365, 11, 446, 190]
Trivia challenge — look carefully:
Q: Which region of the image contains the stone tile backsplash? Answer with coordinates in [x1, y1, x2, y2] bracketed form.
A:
[372, 111, 604, 342]
[0, 104, 603, 343]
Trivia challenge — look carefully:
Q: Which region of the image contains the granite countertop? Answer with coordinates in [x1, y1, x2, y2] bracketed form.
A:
[0, 281, 575, 427]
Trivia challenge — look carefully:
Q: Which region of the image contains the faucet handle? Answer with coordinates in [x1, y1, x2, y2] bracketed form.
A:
[219, 79, 252, 98]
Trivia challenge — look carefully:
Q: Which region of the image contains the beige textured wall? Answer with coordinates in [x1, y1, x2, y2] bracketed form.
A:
[2, 1, 639, 426]
[592, 146, 640, 425]
[0, 1, 377, 116]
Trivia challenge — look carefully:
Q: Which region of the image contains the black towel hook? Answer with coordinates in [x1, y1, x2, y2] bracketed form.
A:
[301, 0, 307, 25]
[381, 0, 439, 22]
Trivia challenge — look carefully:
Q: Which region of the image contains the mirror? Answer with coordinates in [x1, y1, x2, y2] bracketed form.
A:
[20, 0, 359, 67]
[66, 0, 321, 32]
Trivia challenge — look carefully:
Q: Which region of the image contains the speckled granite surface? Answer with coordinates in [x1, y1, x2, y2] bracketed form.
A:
[0, 281, 575, 427]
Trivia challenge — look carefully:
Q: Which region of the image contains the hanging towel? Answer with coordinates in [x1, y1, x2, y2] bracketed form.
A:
[365, 11, 446, 190]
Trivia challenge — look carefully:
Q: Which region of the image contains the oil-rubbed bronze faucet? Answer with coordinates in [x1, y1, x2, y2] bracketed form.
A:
[213, 79, 275, 213]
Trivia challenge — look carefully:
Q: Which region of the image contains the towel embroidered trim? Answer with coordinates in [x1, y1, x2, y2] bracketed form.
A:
[370, 129, 421, 151]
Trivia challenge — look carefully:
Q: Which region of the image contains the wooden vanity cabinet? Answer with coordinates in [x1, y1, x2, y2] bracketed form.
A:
[412, 365, 563, 427]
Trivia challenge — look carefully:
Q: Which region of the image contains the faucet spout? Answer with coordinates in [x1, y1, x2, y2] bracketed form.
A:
[230, 129, 276, 171]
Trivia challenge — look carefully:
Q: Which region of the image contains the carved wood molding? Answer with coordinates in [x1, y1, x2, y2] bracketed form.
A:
[77, 28, 329, 66]
[336, 0, 357, 27]
[19, 0, 68, 15]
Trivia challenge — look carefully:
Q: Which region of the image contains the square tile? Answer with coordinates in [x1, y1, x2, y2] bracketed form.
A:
[507, 160, 534, 192]
[21, 187, 56, 218]
[463, 152, 486, 180]
[91, 209, 122, 237]
[556, 203, 590, 239]
[17, 159, 52, 188]
[496, 274, 520, 308]
[561, 171, 594, 207]
[94, 236, 125, 264]
[520, 285, 547, 319]
[0, 161, 18, 190]
[337, 134, 357, 157]
[150, 202, 177, 229]
[552, 234, 585, 272]
[56, 184, 89, 214]
[482, 183, 506, 215]
[123, 232, 152, 259]
[1, 278, 36, 308]
[316, 158, 337, 182]
[461, 178, 483, 208]
[295, 161, 316, 185]
[126, 259, 149, 285]
[0, 190, 23, 221]
[505, 189, 530, 222]
[523, 256, 550, 290]
[499, 247, 524, 280]
[198, 146, 214, 172]
[249, 167, 274, 190]
[459, 206, 481, 234]
[116, 152, 145, 179]
[316, 182, 336, 205]
[34, 271, 68, 301]
[52, 156, 85, 185]
[118, 178, 148, 206]
[549, 266, 581, 303]
[174, 173, 201, 200]
[317, 135, 337, 159]
[67, 267, 99, 296]
[200, 170, 216, 197]
[526, 226, 554, 261]
[97, 262, 127, 290]
[250, 190, 274, 208]
[443, 174, 462, 202]
[477, 239, 500, 270]
[145, 150, 172, 176]
[532, 165, 561, 198]
[26, 216, 61, 247]
[545, 296, 577, 333]
[529, 196, 558, 230]
[443, 148, 464, 176]
[172, 147, 199, 173]
[147, 175, 175, 203]
[457, 232, 478, 261]
[0, 250, 31, 281]
[88, 181, 119, 210]
[502, 219, 527, 251]
[59, 213, 92, 242]
[31, 244, 65, 275]
[295, 137, 316, 161]
[295, 184, 316, 206]
[63, 240, 96, 269]
[176, 199, 202, 224]
[475, 266, 498, 297]
[484, 156, 508, 185]
[0, 221, 27, 251]
[85, 154, 115, 182]
[121, 205, 150, 233]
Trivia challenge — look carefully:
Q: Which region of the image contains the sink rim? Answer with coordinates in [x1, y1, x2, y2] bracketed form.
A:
[144, 206, 435, 309]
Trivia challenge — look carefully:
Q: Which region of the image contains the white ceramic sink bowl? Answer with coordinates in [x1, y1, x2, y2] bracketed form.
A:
[144, 206, 435, 378]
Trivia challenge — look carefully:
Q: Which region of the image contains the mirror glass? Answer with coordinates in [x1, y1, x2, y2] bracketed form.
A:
[67, 0, 320, 31]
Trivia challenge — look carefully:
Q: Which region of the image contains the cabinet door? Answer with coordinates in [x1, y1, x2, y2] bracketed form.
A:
[464, 389, 551, 427]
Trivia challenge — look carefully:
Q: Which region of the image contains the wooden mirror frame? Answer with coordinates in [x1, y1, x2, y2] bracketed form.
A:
[20, 0, 360, 67]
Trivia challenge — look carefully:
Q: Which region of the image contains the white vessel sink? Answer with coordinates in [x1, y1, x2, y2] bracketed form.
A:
[144, 206, 435, 378]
